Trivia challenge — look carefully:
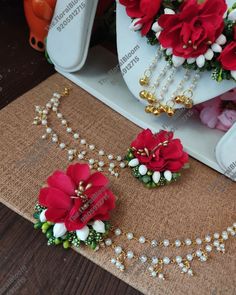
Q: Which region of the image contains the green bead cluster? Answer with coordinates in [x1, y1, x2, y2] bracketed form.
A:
[126, 149, 182, 188]
[34, 203, 46, 213]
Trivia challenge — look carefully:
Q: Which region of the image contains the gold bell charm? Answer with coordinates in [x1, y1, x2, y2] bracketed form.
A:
[153, 107, 161, 116]
[139, 76, 149, 86]
[139, 90, 148, 99]
[158, 104, 167, 114]
[145, 105, 155, 113]
[166, 106, 175, 117]
[175, 95, 185, 104]
[146, 92, 156, 104]
[184, 98, 193, 109]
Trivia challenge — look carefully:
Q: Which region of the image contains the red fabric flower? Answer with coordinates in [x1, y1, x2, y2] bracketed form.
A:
[158, 0, 227, 58]
[39, 164, 116, 231]
[131, 129, 188, 172]
[218, 42, 236, 71]
[120, 0, 162, 35]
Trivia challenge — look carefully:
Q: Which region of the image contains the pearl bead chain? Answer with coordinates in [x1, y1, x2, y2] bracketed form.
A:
[33, 89, 126, 177]
[104, 222, 236, 280]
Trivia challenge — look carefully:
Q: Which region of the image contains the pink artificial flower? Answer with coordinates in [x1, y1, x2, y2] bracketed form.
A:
[196, 88, 236, 131]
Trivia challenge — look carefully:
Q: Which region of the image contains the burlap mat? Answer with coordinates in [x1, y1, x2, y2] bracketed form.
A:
[0, 74, 235, 295]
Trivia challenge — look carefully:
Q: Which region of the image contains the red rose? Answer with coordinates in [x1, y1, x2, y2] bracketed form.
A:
[39, 163, 116, 231]
[218, 41, 236, 71]
[131, 129, 188, 172]
[119, 0, 162, 35]
[158, 0, 227, 58]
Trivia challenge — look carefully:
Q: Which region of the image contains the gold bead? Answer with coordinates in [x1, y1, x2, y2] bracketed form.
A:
[147, 92, 156, 104]
[159, 104, 167, 113]
[185, 99, 193, 109]
[175, 95, 185, 104]
[139, 90, 148, 99]
[153, 108, 161, 116]
[139, 76, 149, 86]
[145, 105, 154, 113]
[166, 107, 175, 117]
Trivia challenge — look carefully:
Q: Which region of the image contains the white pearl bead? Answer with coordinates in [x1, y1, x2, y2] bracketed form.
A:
[205, 245, 212, 252]
[163, 239, 170, 247]
[196, 238, 202, 245]
[114, 246, 122, 255]
[151, 240, 158, 247]
[52, 137, 58, 143]
[151, 257, 158, 264]
[98, 161, 104, 167]
[196, 250, 202, 257]
[111, 258, 116, 264]
[120, 265, 125, 271]
[89, 159, 95, 165]
[158, 273, 165, 280]
[188, 269, 193, 276]
[68, 149, 74, 155]
[105, 239, 112, 246]
[127, 251, 134, 259]
[151, 271, 157, 277]
[185, 239, 192, 246]
[175, 240, 181, 247]
[78, 154, 84, 159]
[205, 235, 211, 242]
[175, 256, 182, 263]
[52, 107, 57, 112]
[80, 139, 86, 145]
[46, 103, 52, 108]
[108, 154, 113, 160]
[89, 144, 95, 150]
[214, 233, 220, 239]
[98, 150, 105, 156]
[120, 162, 126, 168]
[182, 267, 188, 273]
[41, 120, 47, 125]
[127, 233, 133, 240]
[57, 113, 62, 118]
[213, 240, 219, 247]
[59, 142, 66, 150]
[66, 127, 72, 133]
[186, 254, 193, 261]
[163, 257, 170, 265]
[140, 255, 147, 263]
[46, 127, 52, 133]
[41, 134, 47, 139]
[117, 156, 122, 161]
[73, 133, 79, 139]
[115, 228, 121, 236]
[139, 236, 146, 244]
[222, 231, 228, 240]
[109, 163, 115, 168]
[61, 119, 67, 125]
[115, 261, 121, 268]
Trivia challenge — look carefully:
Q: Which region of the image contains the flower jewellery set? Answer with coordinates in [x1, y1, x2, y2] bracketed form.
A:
[32, 88, 236, 281]
[120, 0, 236, 117]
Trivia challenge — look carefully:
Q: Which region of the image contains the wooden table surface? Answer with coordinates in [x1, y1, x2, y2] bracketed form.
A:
[0, 1, 141, 294]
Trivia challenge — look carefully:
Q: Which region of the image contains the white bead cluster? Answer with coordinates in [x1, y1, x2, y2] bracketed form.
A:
[33, 91, 126, 177]
[106, 223, 236, 280]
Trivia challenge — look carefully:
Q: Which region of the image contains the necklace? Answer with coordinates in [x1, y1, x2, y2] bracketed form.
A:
[104, 222, 236, 280]
[33, 88, 127, 178]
